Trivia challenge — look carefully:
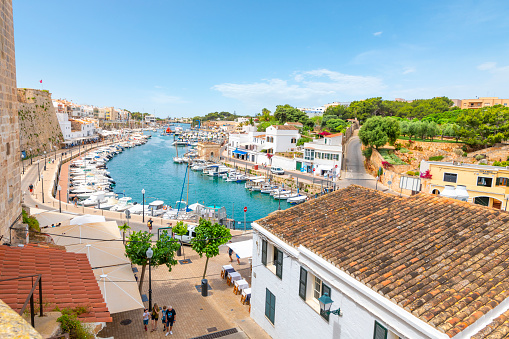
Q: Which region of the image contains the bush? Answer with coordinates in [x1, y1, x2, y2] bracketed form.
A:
[362, 148, 372, 158]
[475, 154, 486, 161]
[399, 148, 410, 153]
[463, 152, 468, 157]
[428, 155, 444, 161]
[420, 170, 432, 179]
[494, 161, 509, 167]
[453, 149, 463, 156]
[296, 137, 312, 146]
[57, 313, 93, 339]
[394, 142, 402, 151]
[381, 161, 392, 169]
[406, 171, 416, 176]
[22, 209, 40, 232]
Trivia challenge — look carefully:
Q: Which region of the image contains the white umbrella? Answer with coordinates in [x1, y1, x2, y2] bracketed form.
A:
[70, 214, 106, 225]
[66, 241, 129, 268]
[227, 240, 253, 259]
[47, 221, 120, 246]
[94, 265, 144, 314]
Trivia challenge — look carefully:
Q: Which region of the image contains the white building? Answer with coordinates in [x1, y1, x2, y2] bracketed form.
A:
[145, 114, 157, 123]
[250, 185, 509, 339]
[235, 117, 250, 123]
[298, 106, 326, 118]
[56, 112, 97, 144]
[297, 133, 343, 176]
[263, 125, 300, 154]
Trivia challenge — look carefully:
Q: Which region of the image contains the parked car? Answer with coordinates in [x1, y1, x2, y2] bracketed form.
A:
[270, 167, 285, 175]
[173, 224, 197, 244]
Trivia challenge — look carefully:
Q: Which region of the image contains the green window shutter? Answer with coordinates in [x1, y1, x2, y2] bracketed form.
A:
[496, 177, 501, 186]
[299, 267, 307, 300]
[373, 321, 388, 339]
[262, 239, 267, 266]
[265, 288, 276, 324]
[321, 283, 331, 321]
[276, 249, 283, 279]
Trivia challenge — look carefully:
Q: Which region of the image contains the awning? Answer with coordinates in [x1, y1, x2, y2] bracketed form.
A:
[233, 149, 247, 155]
[227, 240, 253, 259]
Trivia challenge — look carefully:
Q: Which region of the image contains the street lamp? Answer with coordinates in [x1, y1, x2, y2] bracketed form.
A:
[44, 151, 47, 170]
[29, 148, 32, 165]
[57, 185, 62, 213]
[22, 152, 25, 175]
[54, 146, 57, 161]
[41, 174, 44, 203]
[318, 293, 342, 318]
[146, 247, 153, 312]
[142, 188, 146, 223]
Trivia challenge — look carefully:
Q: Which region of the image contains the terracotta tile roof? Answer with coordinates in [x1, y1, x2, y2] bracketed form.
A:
[472, 308, 509, 338]
[270, 125, 299, 130]
[256, 185, 509, 338]
[0, 244, 112, 323]
[285, 122, 303, 126]
[325, 133, 343, 137]
[254, 135, 266, 138]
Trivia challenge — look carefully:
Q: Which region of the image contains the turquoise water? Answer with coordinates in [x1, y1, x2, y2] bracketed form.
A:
[106, 130, 290, 224]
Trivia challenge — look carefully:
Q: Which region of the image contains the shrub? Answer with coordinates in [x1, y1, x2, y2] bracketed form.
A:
[494, 161, 509, 167]
[57, 313, 93, 339]
[461, 145, 468, 152]
[428, 155, 444, 161]
[362, 148, 372, 158]
[420, 170, 432, 179]
[475, 154, 486, 161]
[406, 170, 416, 176]
[394, 142, 402, 151]
[22, 209, 40, 232]
[453, 149, 463, 156]
[463, 152, 468, 157]
[381, 161, 392, 169]
[399, 148, 410, 153]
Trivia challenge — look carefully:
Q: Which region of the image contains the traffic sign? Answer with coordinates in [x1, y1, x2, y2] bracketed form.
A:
[243, 206, 247, 212]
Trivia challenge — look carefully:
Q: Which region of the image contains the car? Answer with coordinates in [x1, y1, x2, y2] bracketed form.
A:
[270, 167, 285, 175]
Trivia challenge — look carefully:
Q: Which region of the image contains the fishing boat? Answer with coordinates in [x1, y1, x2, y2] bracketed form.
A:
[287, 195, 307, 205]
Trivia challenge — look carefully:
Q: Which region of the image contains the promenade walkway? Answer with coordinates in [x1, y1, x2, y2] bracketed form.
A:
[20, 140, 270, 339]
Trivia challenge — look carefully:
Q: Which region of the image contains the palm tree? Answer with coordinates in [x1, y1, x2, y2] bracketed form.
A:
[118, 223, 131, 244]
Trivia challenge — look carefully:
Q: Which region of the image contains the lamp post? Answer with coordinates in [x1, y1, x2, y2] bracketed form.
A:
[142, 188, 146, 223]
[22, 152, 25, 175]
[57, 185, 62, 213]
[146, 247, 153, 312]
[30, 148, 32, 165]
[41, 174, 44, 203]
[44, 151, 47, 170]
[54, 146, 57, 161]
[318, 292, 342, 318]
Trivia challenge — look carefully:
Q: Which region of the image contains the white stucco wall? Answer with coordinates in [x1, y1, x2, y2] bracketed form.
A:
[271, 156, 296, 171]
[250, 227, 449, 339]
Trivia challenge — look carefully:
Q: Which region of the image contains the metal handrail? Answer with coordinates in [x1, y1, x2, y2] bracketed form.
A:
[0, 274, 43, 327]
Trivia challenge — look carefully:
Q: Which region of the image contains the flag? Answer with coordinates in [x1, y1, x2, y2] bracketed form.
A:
[39, 80, 42, 83]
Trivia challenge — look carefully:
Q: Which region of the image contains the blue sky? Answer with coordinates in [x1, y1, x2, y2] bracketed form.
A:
[13, 0, 509, 117]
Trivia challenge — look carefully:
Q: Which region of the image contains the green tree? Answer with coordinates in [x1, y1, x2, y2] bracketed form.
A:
[426, 122, 440, 141]
[191, 218, 232, 279]
[358, 116, 400, 149]
[456, 106, 509, 146]
[173, 221, 188, 260]
[325, 118, 348, 132]
[118, 222, 131, 244]
[260, 108, 272, 122]
[407, 119, 420, 141]
[125, 230, 180, 293]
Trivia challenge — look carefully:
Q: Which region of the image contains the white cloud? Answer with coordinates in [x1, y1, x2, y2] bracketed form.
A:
[373, 31, 383, 36]
[477, 62, 497, 71]
[212, 69, 385, 106]
[402, 67, 416, 75]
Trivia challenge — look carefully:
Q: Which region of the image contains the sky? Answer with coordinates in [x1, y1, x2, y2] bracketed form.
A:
[13, 0, 509, 118]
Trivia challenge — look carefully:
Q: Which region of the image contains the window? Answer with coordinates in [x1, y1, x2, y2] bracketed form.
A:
[291, 138, 296, 143]
[274, 247, 283, 279]
[313, 276, 322, 299]
[261, 239, 267, 266]
[496, 177, 509, 186]
[265, 288, 276, 325]
[373, 321, 388, 339]
[299, 267, 307, 300]
[443, 173, 457, 183]
[477, 176, 493, 187]
[333, 154, 339, 161]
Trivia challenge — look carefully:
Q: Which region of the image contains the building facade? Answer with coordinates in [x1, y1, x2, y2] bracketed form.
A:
[297, 133, 343, 175]
[421, 160, 509, 209]
[459, 97, 509, 109]
[0, 0, 21, 239]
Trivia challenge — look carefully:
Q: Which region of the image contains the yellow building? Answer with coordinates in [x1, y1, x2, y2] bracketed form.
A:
[422, 161, 509, 209]
[460, 97, 509, 109]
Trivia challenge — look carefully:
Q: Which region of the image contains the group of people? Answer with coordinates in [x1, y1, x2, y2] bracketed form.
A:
[143, 304, 176, 336]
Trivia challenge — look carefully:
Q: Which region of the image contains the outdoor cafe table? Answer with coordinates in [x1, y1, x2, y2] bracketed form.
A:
[227, 272, 242, 286]
[241, 288, 252, 305]
[234, 279, 249, 295]
[221, 265, 235, 279]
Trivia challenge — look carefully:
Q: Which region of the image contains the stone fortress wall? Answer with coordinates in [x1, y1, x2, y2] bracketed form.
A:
[18, 88, 63, 156]
[0, 0, 21, 239]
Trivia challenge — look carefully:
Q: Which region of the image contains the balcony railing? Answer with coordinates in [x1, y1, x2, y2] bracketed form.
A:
[0, 274, 43, 327]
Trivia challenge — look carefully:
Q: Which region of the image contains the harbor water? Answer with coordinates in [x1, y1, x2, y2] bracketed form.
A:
[107, 130, 291, 225]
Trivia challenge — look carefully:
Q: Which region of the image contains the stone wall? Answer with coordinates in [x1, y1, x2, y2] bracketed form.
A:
[397, 139, 464, 152]
[18, 88, 63, 156]
[0, 0, 21, 239]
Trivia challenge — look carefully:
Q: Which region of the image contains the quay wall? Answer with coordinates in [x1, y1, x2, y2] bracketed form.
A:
[18, 88, 63, 157]
[0, 0, 21, 240]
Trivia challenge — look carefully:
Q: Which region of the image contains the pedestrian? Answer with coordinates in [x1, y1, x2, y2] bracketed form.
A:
[143, 308, 149, 331]
[161, 306, 167, 332]
[74, 196, 78, 207]
[147, 218, 153, 233]
[150, 303, 159, 332]
[165, 305, 176, 336]
[29, 184, 33, 194]
[236, 253, 241, 264]
[228, 242, 233, 262]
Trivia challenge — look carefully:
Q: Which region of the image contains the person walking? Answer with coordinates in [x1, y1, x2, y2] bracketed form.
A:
[228, 242, 234, 262]
[165, 306, 176, 336]
[147, 218, 153, 233]
[142, 308, 149, 331]
[150, 303, 160, 332]
[28, 184, 33, 194]
[161, 306, 167, 332]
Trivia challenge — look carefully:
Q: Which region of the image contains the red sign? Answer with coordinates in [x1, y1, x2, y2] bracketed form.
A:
[244, 206, 247, 212]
